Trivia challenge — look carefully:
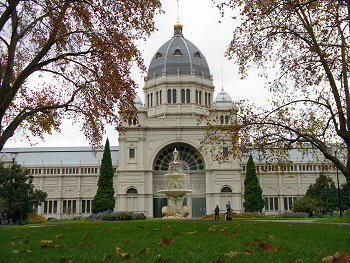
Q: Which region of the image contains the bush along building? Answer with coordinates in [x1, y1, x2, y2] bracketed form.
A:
[0, 22, 346, 219]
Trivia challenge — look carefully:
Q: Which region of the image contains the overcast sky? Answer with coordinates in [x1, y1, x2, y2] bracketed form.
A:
[5, 0, 273, 149]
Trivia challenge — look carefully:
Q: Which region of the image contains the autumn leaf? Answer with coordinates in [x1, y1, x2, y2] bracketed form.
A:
[226, 231, 237, 236]
[103, 228, 110, 231]
[247, 230, 253, 233]
[38, 240, 53, 244]
[140, 248, 150, 254]
[208, 227, 215, 232]
[115, 245, 132, 258]
[254, 238, 262, 242]
[104, 254, 115, 260]
[243, 248, 253, 254]
[59, 257, 67, 263]
[264, 229, 268, 233]
[12, 236, 18, 240]
[158, 235, 174, 246]
[123, 239, 130, 244]
[12, 250, 20, 254]
[55, 234, 65, 239]
[266, 235, 274, 239]
[220, 227, 228, 231]
[10, 242, 14, 247]
[258, 242, 275, 252]
[322, 252, 349, 263]
[244, 242, 256, 246]
[83, 234, 87, 240]
[173, 232, 181, 235]
[210, 260, 225, 263]
[186, 231, 197, 235]
[156, 258, 171, 263]
[224, 251, 240, 257]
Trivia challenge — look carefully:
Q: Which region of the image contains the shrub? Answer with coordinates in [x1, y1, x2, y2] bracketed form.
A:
[344, 208, 350, 218]
[280, 211, 308, 218]
[101, 211, 146, 221]
[292, 196, 320, 217]
[28, 213, 47, 224]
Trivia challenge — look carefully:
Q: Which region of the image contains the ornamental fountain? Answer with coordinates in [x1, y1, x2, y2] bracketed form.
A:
[158, 148, 192, 218]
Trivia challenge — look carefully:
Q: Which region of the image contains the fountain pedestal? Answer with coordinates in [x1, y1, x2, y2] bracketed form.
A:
[158, 149, 192, 218]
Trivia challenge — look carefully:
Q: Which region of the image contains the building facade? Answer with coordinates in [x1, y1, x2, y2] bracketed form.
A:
[1, 23, 346, 219]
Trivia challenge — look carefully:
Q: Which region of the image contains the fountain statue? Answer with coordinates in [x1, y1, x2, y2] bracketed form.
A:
[158, 148, 192, 218]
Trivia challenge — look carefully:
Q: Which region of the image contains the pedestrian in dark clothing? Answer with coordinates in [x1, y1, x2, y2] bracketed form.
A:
[214, 205, 220, 221]
[3, 213, 7, 225]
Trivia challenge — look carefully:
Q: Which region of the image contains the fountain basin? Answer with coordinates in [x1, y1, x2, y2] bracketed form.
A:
[158, 189, 192, 197]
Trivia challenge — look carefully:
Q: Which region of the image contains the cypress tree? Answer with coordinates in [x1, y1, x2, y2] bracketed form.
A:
[92, 138, 115, 213]
[243, 154, 265, 212]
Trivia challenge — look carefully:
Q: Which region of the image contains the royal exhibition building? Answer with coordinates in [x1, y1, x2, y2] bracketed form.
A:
[0, 22, 346, 219]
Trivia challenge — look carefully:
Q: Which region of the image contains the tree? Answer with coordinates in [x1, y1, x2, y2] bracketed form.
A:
[340, 183, 350, 211]
[201, 0, 350, 192]
[243, 154, 265, 212]
[292, 196, 320, 217]
[305, 173, 339, 214]
[0, 0, 162, 151]
[0, 163, 47, 223]
[92, 138, 115, 213]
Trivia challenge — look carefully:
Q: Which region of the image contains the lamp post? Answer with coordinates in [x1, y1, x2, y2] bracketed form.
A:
[8, 152, 18, 225]
[328, 181, 333, 218]
[331, 145, 343, 218]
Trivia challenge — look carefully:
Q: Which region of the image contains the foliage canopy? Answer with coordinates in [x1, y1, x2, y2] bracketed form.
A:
[202, 0, 350, 192]
[0, 0, 162, 151]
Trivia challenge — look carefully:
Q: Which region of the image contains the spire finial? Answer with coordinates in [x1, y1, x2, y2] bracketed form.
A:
[221, 62, 224, 91]
[174, 0, 183, 36]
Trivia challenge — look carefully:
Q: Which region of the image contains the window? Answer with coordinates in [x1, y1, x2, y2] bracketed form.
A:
[147, 94, 150, 108]
[82, 200, 93, 213]
[181, 89, 185, 103]
[194, 51, 201, 58]
[173, 89, 176, 103]
[199, 91, 202, 104]
[220, 115, 224, 124]
[151, 93, 153, 107]
[129, 148, 135, 159]
[156, 52, 162, 59]
[44, 200, 57, 214]
[265, 197, 279, 211]
[284, 197, 297, 210]
[159, 91, 162, 104]
[168, 89, 171, 103]
[63, 200, 76, 214]
[126, 188, 138, 194]
[195, 90, 198, 104]
[186, 89, 190, 103]
[208, 94, 211, 105]
[173, 49, 182, 55]
[156, 91, 159, 105]
[223, 147, 228, 156]
[205, 92, 207, 105]
[225, 115, 229, 124]
[221, 187, 232, 193]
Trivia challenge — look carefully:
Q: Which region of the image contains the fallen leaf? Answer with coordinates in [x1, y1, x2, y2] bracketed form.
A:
[244, 242, 256, 246]
[115, 245, 132, 258]
[158, 235, 174, 246]
[243, 248, 253, 254]
[173, 232, 181, 235]
[12, 236, 18, 240]
[220, 227, 228, 231]
[12, 250, 20, 253]
[38, 240, 53, 244]
[162, 225, 172, 228]
[226, 231, 237, 236]
[10, 242, 14, 247]
[186, 231, 197, 235]
[247, 231, 253, 233]
[140, 248, 149, 254]
[189, 251, 194, 255]
[266, 235, 274, 239]
[210, 260, 225, 263]
[254, 238, 262, 242]
[322, 252, 349, 263]
[83, 234, 87, 240]
[102, 228, 109, 231]
[153, 229, 159, 231]
[104, 254, 115, 260]
[123, 239, 130, 244]
[55, 234, 65, 239]
[208, 228, 215, 232]
[259, 242, 275, 252]
[224, 251, 239, 257]
[264, 229, 268, 233]
[156, 257, 171, 262]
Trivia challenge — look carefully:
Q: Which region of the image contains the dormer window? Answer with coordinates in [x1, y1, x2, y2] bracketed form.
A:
[173, 49, 182, 56]
[194, 51, 201, 58]
[155, 52, 162, 59]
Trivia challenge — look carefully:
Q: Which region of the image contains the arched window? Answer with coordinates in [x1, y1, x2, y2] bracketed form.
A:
[147, 94, 150, 108]
[173, 49, 182, 56]
[181, 89, 185, 103]
[186, 89, 190, 103]
[225, 115, 229, 124]
[220, 115, 224, 124]
[208, 94, 211, 105]
[151, 93, 153, 107]
[167, 89, 171, 103]
[156, 91, 159, 105]
[205, 92, 208, 106]
[126, 188, 138, 194]
[199, 91, 202, 105]
[173, 89, 177, 103]
[195, 90, 198, 104]
[128, 117, 132, 125]
[133, 117, 137, 125]
[159, 91, 162, 104]
[221, 187, 232, 193]
[155, 52, 162, 59]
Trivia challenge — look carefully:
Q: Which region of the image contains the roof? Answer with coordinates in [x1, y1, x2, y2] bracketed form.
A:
[147, 24, 211, 79]
[214, 88, 234, 107]
[0, 147, 119, 166]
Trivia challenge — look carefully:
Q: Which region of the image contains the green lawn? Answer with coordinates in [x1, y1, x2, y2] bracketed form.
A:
[0, 219, 349, 262]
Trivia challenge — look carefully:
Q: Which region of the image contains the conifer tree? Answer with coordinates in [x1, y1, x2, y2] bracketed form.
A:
[92, 138, 115, 213]
[243, 155, 265, 212]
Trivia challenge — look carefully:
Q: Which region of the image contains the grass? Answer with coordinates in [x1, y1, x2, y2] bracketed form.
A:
[0, 219, 349, 262]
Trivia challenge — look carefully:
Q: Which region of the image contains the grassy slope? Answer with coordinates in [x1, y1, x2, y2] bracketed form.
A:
[0, 219, 349, 262]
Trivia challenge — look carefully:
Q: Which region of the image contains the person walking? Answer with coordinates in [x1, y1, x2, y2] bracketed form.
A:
[226, 201, 231, 211]
[3, 213, 7, 225]
[214, 204, 220, 221]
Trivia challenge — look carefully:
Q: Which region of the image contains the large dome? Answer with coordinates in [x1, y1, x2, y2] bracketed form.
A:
[147, 23, 211, 79]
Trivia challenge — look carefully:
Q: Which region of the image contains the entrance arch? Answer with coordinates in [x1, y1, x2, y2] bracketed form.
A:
[152, 143, 206, 218]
